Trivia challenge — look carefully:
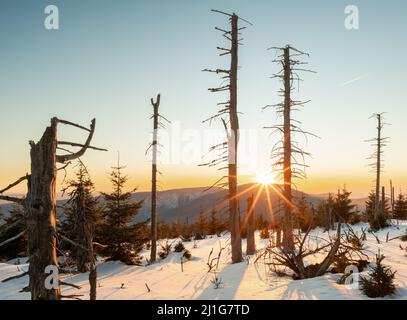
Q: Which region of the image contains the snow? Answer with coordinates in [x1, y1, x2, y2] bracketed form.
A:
[1, 222, 406, 300]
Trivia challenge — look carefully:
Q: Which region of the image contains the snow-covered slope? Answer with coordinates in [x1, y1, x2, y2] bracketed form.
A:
[1, 223, 406, 300]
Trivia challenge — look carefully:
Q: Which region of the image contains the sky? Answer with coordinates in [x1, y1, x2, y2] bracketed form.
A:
[0, 0, 406, 198]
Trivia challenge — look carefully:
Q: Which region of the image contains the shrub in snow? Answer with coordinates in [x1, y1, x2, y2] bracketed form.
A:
[360, 252, 396, 298]
[344, 228, 365, 250]
[107, 243, 143, 265]
[174, 241, 186, 253]
[210, 273, 223, 289]
[194, 232, 205, 240]
[332, 252, 369, 275]
[183, 250, 192, 260]
[158, 241, 172, 260]
[259, 229, 270, 239]
[369, 215, 389, 232]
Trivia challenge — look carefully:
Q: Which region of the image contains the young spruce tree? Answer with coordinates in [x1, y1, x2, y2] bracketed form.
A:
[393, 193, 407, 220]
[101, 160, 147, 265]
[334, 188, 357, 223]
[208, 207, 219, 236]
[61, 162, 101, 272]
[360, 251, 396, 298]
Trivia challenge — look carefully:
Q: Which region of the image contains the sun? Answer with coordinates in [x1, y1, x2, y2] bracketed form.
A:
[256, 174, 275, 185]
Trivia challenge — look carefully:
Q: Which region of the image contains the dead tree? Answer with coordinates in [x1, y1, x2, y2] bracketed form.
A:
[367, 113, 389, 229]
[246, 195, 256, 255]
[264, 45, 317, 252]
[146, 94, 169, 263]
[390, 180, 395, 216]
[150, 94, 160, 263]
[0, 117, 106, 300]
[201, 10, 252, 264]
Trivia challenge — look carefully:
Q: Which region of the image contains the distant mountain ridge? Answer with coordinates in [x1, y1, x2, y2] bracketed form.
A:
[0, 184, 369, 224]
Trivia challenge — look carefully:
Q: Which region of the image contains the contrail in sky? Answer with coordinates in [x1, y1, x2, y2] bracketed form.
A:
[341, 73, 369, 86]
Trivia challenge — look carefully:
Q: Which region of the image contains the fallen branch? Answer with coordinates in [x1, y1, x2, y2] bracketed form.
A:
[60, 294, 84, 300]
[1, 271, 28, 283]
[58, 233, 88, 251]
[0, 230, 26, 248]
[60, 280, 81, 289]
[0, 219, 24, 237]
[369, 231, 381, 244]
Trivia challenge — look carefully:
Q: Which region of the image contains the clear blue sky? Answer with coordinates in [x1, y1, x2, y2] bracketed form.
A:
[1, 0, 406, 197]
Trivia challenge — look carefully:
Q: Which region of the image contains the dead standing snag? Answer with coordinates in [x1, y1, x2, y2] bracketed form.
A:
[202, 10, 252, 264]
[0, 117, 106, 300]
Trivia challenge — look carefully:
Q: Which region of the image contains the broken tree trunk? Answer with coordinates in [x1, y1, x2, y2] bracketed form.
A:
[374, 115, 382, 222]
[246, 195, 256, 255]
[27, 118, 60, 300]
[1, 117, 104, 300]
[282, 47, 294, 253]
[27, 117, 102, 300]
[228, 13, 243, 263]
[150, 94, 160, 263]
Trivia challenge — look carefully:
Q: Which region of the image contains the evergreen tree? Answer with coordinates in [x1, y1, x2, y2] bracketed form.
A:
[295, 193, 313, 232]
[365, 191, 376, 221]
[365, 191, 390, 223]
[0, 205, 26, 260]
[61, 163, 101, 272]
[181, 220, 193, 241]
[157, 220, 170, 239]
[208, 207, 219, 236]
[334, 188, 357, 223]
[254, 213, 268, 231]
[100, 161, 147, 264]
[360, 252, 396, 298]
[196, 209, 207, 238]
[313, 194, 335, 230]
[171, 220, 182, 238]
[393, 193, 407, 220]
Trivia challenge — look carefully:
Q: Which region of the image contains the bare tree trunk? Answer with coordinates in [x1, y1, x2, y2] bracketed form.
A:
[75, 186, 93, 273]
[89, 256, 97, 300]
[246, 195, 256, 255]
[27, 118, 60, 300]
[390, 180, 394, 216]
[203, 10, 247, 263]
[150, 94, 160, 263]
[381, 186, 385, 218]
[228, 14, 243, 263]
[282, 47, 294, 252]
[374, 115, 382, 222]
[276, 229, 281, 247]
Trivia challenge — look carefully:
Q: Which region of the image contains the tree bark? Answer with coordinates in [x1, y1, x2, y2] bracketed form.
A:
[228, 14, 243, 263]
[375, 115, 381, 221]
[27, 118, 61, 300]
[89, 258, 97, 300]
[150, 94, 160, 263]
[381, 186, 385, 217]
[246, 195, 256, 255]
[282, 47, 294, 252]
